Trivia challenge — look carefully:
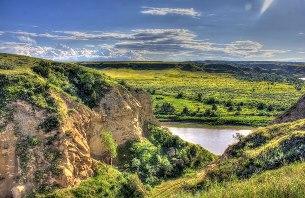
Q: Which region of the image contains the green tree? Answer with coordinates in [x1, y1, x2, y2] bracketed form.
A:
[176, 92, 184, 99]
[212, 104, 218, 111]
[181, 106, 191, 116]
[196, 93, 203, 101]
[157, 103, 176, 115]
[101, 130, 118, 165]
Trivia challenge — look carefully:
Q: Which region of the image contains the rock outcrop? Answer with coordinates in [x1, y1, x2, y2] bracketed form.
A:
[0, 86, 156, 197]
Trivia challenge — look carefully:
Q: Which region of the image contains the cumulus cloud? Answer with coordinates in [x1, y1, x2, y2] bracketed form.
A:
[0, 29, 290, 61]
[0, 42, 100, 61]
[141, 7, 201, 17]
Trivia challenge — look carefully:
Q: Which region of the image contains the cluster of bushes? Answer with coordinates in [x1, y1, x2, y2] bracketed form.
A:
[32, 61, 110, 108]
[34, 164, 146, 198]
[0, 74, 57, 114]
[0, 60, 15, 69]
[118, 124, 215, 187]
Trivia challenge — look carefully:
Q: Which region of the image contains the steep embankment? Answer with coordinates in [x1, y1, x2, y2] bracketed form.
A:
[274, 94, 305, 124]
[0, 54, 156, 197]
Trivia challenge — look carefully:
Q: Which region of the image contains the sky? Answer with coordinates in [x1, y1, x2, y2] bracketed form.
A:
[0, 0, 305, 61]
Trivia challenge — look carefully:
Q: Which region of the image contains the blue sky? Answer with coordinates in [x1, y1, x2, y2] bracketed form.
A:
[1, 0, 305, 61]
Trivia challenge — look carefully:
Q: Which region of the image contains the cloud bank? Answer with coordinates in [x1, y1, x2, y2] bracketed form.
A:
[0, 29, 293, 61]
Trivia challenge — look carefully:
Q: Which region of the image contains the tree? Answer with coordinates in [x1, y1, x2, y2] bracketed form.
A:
[196, 93, 203, 101]
[157, 103, 176, 115]
[206, 97, 217, 105]
[212, 104, 218, 111]
[204, 108, 217, 117]
[101, 130, 118, 165]
[176, 92, 183, 99]
[181, 106, 191, 116]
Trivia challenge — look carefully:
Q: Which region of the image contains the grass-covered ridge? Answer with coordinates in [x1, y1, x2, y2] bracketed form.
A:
[102, 68, 304, 126]
[181, 162, 305, 198]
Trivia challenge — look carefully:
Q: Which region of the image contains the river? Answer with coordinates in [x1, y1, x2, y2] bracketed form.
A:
[165, 124, 252, 155]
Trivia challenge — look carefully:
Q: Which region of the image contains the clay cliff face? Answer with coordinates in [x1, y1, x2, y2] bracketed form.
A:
[0, 86, 156, 198]
[274, 95, 305, 124]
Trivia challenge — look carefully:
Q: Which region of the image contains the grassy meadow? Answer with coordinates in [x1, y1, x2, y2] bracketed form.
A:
[102, 68, 304, 126]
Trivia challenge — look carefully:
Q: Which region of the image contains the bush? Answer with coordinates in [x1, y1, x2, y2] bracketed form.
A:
[176, 92, 184, 99]
[32, 61, 52, 78]
[205, 97, 218, 105]
[204, 109, 217, 117]
[156, 103, 176, 115]
[101, 130, 118, 165]
[39, 115, 60, 132]
[181, 106, 191, 116]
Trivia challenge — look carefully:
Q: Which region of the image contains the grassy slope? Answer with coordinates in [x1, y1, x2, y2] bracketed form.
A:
[195, 162, 305, 198]
[102, 68, 304, 126]
[150, 162, 305, 198]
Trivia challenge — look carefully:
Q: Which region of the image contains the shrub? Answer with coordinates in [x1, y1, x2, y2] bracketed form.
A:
[39, 115, 60, 132]
[205, 97, 218, 105]
[176, 92, 184, 99]
[32, 61, 52, 78]
[196, 93, 203, 101]
[157, 103, 176, 115]
[204, 109, 217, 117]
[181, 106, 191, 116]
[101, 130, 118, 165]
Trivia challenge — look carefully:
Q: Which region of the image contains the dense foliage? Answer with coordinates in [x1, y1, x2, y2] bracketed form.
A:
[32, 60, 111, 108]
[32, 164, 146, 198]
[118, 124, 215, 187]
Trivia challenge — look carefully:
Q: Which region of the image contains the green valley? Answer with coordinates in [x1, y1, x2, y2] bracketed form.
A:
[100, 68, 304, 126]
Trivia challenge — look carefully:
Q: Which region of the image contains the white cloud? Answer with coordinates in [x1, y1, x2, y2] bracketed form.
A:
[141, 7, 201, 17]
[0, 29, 292, 61]
[0, 42, 100, 61]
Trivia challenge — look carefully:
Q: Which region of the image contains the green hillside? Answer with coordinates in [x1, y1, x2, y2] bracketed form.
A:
[149, 118, 305, 197]
[101, 68, 304, 126]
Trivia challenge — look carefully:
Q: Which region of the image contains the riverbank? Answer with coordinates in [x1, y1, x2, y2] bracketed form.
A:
[162, 121, 255, 130]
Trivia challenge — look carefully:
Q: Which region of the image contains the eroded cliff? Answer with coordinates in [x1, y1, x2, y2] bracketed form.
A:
[0, 54, 156, 197]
